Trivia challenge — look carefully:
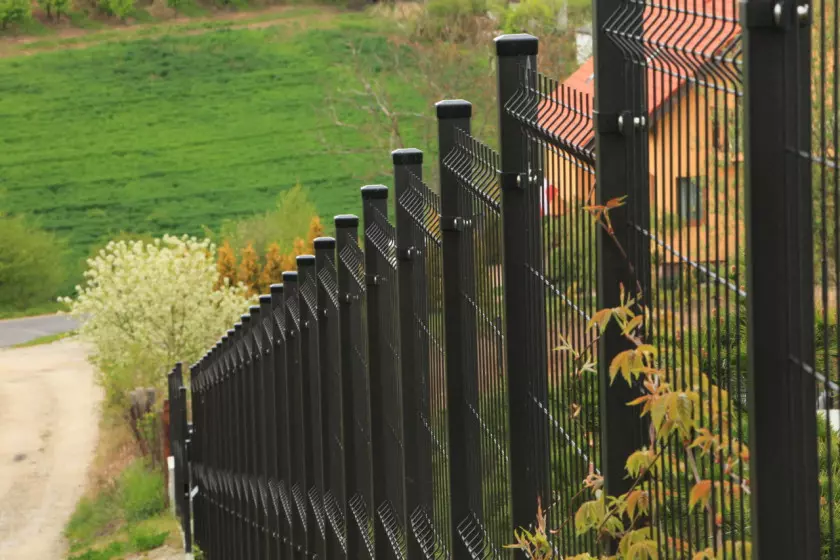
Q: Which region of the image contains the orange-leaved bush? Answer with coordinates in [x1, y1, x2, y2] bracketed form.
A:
[260, 243, 285, 293]
[237, 243, 261, 295]
[215, 240, 237, 289]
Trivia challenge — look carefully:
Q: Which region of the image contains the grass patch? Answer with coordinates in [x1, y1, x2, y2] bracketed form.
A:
[0, 9, 440, 294]
[11, 329, 76, 348]
[66, 409, 180, 559]
[0, 300, 64, 320]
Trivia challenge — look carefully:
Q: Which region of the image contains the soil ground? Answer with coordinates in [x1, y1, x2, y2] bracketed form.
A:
[0, 338, 102, 559]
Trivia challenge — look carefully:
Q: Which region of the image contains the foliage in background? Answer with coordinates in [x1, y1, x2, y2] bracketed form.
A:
[217, 183, 318, 257]
[97, 0, 135, 20]
[0, 0, 30, 28]
[61, 235, 251, 408]
[0, 214, 67, 313]
[37, 0, 71, 19]
[216, 213, 324, 295]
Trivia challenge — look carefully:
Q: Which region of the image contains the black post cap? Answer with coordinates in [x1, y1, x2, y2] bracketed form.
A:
[259, 294, 272, 305]
[226, 329, 235, 337]
[296, 254, 316, 266]
[249, 305, 260, 315]
[361, 185, 388, 199]
[392, 148, 423, 165]
[436, 99, 472, 120]
[335, 214, 359, 228]
[270, 283, 283, 295]
[234, 323, 242, 331]
[282, 271, 298, 283]
[313, 237, 336, 250]
[240, 314, 251, 323]
[494, 33, 539, 57]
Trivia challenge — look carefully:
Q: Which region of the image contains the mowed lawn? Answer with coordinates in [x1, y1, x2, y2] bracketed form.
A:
[0, 10, 431, 279]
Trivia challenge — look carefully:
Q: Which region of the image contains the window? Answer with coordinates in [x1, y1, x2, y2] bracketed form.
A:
[677, 176, 704, 225]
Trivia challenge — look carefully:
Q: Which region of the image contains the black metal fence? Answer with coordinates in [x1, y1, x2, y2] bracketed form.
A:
[165, 5, 840, 557]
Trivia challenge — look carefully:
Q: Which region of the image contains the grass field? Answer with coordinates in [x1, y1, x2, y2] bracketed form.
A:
[0, 8, 445, 295]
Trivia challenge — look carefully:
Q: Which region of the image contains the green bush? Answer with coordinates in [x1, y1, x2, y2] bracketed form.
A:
[37, 0, 71, 19]
[501, 0, 565, 34]
[216, 183, 317, 255]
[0, 0, 31, 28]
[118, 460, 166, 522]
[97, 0, 134, 19]
[0, 214, 67, 315]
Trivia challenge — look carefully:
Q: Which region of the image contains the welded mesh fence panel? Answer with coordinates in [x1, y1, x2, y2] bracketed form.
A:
[338, 232, 376, 559]
[505, 67, 602, 555]
[364, 199, 409, 559]
[443, 129, 512, 558]
[399, 172, 451, 559]
[602, 0, 749, 555]
[801, 0, 840, 555]
[397, 173, 451, 558]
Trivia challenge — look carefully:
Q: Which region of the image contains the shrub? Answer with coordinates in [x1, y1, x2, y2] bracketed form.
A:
[260, 243, 284, 293]
[37, 0, 71, 19]
[97, 0, 134, 19]
[237, 242, 261, 295]
[61, 235, 251, 407]
[0, 215, 67, 313]
[119, 460, 166, 522]
[215, 240, 237, 289]
[219, 183, 317, 256]
[0, 0, 30, 27]
[501, 0, 566, 34]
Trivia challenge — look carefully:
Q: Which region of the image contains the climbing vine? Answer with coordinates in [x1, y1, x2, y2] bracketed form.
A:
[507, 198, 752, 560]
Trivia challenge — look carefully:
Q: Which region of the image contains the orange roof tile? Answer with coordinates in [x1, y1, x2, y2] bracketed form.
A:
[541, 0, 741, 147]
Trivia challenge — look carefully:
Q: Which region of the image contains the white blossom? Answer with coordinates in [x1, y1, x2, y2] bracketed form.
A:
[61, 234, 253, 404]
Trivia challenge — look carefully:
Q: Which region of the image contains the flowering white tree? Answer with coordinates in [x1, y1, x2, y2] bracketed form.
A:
[62, 235, 252, 406]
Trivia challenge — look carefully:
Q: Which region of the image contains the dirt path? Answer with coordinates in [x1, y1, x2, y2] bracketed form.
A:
[0, 338, 102, 560]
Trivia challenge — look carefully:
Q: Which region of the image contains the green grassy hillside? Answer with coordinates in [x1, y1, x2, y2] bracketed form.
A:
[0, 10, 439, 293]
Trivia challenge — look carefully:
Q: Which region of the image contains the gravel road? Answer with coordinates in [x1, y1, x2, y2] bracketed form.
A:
[0, 338, 102, 559]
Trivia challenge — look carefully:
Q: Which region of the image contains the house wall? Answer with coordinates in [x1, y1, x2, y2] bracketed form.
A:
[542, 87, 744, 266]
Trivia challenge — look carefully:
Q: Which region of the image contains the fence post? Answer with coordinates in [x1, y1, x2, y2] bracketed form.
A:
[436, 99, 483, 556]
[591, 0, 648, 515]
[314, 235, 347, 560]
[282, 271, 310, 559]
[392, 148, 432, 557]
[298, 253, 329, 560]
[743, 2, 820, 556]
[334, 214, 372, 560]
[494, 33, 550, 530]
[239, 312, 257, 560]
[271, 283, 296, 559]
[259, 294, 281, 560]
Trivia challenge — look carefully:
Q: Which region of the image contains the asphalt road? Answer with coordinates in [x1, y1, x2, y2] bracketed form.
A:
[0, 315, 79, 348]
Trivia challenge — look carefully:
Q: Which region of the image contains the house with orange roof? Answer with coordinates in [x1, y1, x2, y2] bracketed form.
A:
[541, 0, 743, 271]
